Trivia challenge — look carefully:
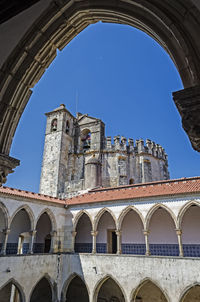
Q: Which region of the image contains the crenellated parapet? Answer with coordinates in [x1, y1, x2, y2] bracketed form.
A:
[103, 136, 167, 161]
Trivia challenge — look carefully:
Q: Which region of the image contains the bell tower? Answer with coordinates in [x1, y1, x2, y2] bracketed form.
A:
[39, 104, 75, 197]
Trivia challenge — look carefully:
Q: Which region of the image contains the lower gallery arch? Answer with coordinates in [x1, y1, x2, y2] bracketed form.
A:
[132, 280, 168, 302]
[34, 212, 52, 253]
[148, 207, 178, 256]
[121, 209, 145, 255]
[96, 277, 125, 302]
[181, 284, 200, 302]
[65, 275, 89, 302]
[0, 206, 7, 253]
[75, 213, 92, 253]
[181, 205, 200, 257]
[96, 211, 117, 254]
[0, 281, 22, 302]
[30, 277, 52, 302]
[7, 209, 31, 255]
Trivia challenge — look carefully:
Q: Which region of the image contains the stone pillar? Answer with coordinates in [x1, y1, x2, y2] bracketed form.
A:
[1, 228, 10, 255]
[91, 231, 98, 253]
[28, 230, 37, 254]
[143, 230, 150, 256]
[115, 230, 122, 254]
[0, 154, 20, 186]
[176, 229, 184, 257]
[173, 86, 200, 152]
[50, 230, 57, 253]
[71, 231, 77, 252]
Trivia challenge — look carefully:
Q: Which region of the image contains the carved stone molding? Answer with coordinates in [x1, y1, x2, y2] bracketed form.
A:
[173, 86, 200, 152]
[0, 153, 20, 185]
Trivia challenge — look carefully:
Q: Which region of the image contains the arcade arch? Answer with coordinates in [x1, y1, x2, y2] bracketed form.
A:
[0, 280, 24, 302]
[0, 203, 8, 253]
[34, 212, 52, 253]
[132, 279, 168, 302]
[181, 204, 200, 257]
[7, 208, 32, 255]
[1, 0, 200, 184]
[95, 210, 117, 254]
[94, 276, 126, 302]
[147, 206, 178, 256]
[30, 277, 52, 302]
[180, 284, 200, 302]
[65, 275, 89, 302]
[74, 212, 92, 253]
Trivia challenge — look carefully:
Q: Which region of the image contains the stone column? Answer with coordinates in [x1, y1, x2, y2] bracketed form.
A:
[71, 231, 77, 252]
[91, 231, 98, 253]
[173, 86, 200, 152]
[1, 228, 10, 255]
[0, 154, 20, 186]
[50, 231, 57, 253]
[176, 229, 184, 257]
[28, 230, 37, 254]
[115, 230, 122, 254]
[143, 230, 150, 256]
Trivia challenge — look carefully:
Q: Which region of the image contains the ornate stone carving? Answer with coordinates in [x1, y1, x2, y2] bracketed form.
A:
[0, 154, 20, 185]
[173, 86, 200, 152]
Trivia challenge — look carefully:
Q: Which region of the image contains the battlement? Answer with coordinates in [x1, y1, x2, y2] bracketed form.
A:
[104, 136, 167, 161]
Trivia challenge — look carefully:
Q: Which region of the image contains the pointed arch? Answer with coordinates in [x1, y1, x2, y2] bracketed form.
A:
[178, 200, 200, 229]
[0, 278, 26, 302]
[94, 208, 117, 231]
[9, 205, 35, 230]
[74, 211, 93, 253]
[118, 205, 145, 230]
[61, 273, 90, 302]
[29, 275, 53, 302]
[179, 282, 200, 302]
[35, 208, 57, 232]
[131, 278, 169, 302]
[145, 203, 178, 230]
[0, 201, 9, 229]
[73, 210, 93, 231]
[93, 274, 127, 302]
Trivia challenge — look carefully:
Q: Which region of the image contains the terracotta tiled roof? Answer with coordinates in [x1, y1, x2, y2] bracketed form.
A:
[66, 177, 200, 205]
[0, 186, 65, 205]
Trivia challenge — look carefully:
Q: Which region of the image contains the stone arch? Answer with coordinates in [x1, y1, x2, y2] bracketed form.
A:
[93, 274, 127, 302]
[0, 278, 26, 302]
[61, 273, 90, 302]
[0, 201, 9, 229]
[73, 210, 93, 231]
[94, 208, 117, 232]
[146, 204, 178, 256]
[35, 208, 57, 232]
[179, 283, 200, 302]
[118, 206, 145, 230]
[9, 205, 34, 230]
[131, 278, 169, 302]
[118, 206, 145, 255]
[74, 211, 93, 253]
[8, 206, 33, 254]
[1, 1, 200, 159]
[178, 201, 200, 257]
[177, 200, 200, 229]
[29, 275, 53, 302]
[145, 203, 178, 230]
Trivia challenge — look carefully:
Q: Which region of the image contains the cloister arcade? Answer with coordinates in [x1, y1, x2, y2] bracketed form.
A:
[73, 202, 200, 257]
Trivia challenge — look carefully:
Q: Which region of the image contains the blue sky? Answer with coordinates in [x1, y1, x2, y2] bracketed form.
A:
[7, 22, 200, 192]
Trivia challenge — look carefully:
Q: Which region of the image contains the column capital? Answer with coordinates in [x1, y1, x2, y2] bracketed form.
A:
[29, 230, 37, 236]
[173, 85, 200, 151]
[143, 229, 149, 236]
[175, 229, 182, 236]
[115, 230, 122, 236]
[0, 154, 20, 185]
[3, 228, 10, 235]
[50, 230, 57, 237]
[71, 231, 77, 238]
[91, 231, 98, 236]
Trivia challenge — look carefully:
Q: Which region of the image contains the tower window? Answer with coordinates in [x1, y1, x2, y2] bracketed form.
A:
[81, 129, 91, 150]
[51, 118, 57, 132]
[129, 178, 134, 184]
[66, 120, 70, 133]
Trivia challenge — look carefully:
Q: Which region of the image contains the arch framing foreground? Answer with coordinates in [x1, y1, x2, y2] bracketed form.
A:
[0, 0, 200, 183]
